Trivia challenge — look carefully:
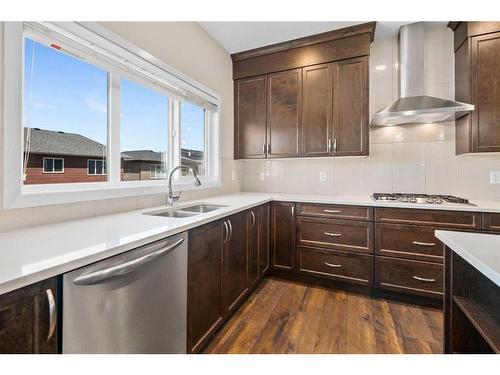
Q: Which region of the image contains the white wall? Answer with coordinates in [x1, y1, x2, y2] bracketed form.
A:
[0, 22, 243, 232]
[243, 23, 500, 201]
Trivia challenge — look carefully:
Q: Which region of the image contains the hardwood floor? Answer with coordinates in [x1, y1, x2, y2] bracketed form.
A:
[203, 278, 443, 354]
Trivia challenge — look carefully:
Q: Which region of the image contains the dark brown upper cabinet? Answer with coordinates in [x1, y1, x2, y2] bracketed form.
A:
[234, 76, 267, 159]
[0, 277, 58, 354]
[267, 69, 302, 158]
[332, 56, 369, 156]
[302, 64, 332, 157]
[449, 22, 500, 154]
[232, 22, 375, 160]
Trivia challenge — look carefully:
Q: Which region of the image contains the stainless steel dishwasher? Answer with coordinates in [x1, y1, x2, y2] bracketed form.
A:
[63, 232, 187, 353]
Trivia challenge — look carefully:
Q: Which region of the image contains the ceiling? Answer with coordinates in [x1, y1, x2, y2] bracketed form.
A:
[198, 21, 410, 54]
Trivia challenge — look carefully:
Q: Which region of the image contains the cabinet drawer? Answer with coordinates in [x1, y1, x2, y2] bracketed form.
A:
[483, 213, 500, 232]
[298, 246, 373, 286]
[297, 217, 373, 254]
[296, 203, 373, 221]
[375, 256, 443, 298]
[375, 207, 481, 230]
[375, 223, 444, 263]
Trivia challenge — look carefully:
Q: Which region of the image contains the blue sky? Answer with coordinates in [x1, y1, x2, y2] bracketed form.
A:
[24, 37, 205, 152]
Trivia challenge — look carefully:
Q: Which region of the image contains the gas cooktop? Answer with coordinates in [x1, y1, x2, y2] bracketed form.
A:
[372, 193, 475, 206]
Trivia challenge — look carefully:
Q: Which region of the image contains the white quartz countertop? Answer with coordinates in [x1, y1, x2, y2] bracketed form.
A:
[2, 191, 500, 295]
[435, 230, 500, 286]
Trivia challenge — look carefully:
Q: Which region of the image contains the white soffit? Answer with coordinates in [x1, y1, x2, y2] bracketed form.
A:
[198, 21, 412, 54]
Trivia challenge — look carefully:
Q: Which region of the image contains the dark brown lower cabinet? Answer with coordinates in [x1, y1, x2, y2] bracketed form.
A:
[223, 211, 249, 315]
[248, 208, 259, 287]
[0, 277, 58, 354]
[375, 256, 443, 298]
[187, 220, 225, 353]
[258, 203, 270, 276]
[298, 246, 373, 286]
[270, 202, 296, 271]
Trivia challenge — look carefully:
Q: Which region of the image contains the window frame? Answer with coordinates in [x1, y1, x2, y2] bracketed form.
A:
[3, 22, 221, 209]
[42, 157, 65, 174]
[87, 159, 106, 176]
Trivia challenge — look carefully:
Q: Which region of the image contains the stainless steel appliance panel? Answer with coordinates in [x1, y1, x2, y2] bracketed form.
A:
[63, 232, 187, 354]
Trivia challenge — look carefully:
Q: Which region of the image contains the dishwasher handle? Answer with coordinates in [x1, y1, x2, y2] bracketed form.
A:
[73, 237, 185, 286]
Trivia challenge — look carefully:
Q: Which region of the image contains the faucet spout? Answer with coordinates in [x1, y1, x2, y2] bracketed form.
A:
[167, 165, 202, 206]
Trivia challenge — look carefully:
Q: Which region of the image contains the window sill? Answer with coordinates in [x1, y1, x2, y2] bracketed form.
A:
[5, 178, 221, 209]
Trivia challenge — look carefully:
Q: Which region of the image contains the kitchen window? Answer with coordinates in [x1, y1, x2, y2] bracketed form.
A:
[43, 158, 64, 173]
[87, 159, 107, 175]
[3, 22, 221, 208]
[150, 164, 167, 180]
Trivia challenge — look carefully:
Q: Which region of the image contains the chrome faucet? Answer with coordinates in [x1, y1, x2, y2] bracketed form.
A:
[167, 165, 202, 206]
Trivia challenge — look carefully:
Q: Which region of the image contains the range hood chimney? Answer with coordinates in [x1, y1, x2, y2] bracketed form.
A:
[370, 22, 474, 126]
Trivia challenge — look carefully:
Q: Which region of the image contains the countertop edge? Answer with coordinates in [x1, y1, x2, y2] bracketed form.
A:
[435, 230, 500, 287]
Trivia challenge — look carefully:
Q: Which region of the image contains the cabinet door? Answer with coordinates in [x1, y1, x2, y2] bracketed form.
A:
[302, 64, 332, 156]
[0, 277, 58, 354]
[224, 211, 249, 315]
[234, 76, 267, 159]
[267, 69, 302, 158]
[187, 221, 224, 353]
[471, 31, 500, 152]
[270, 202, 296, 271]
[332, 56, 369, 156]
[248, 208, 259, 286]
[258, 203, 270, 276]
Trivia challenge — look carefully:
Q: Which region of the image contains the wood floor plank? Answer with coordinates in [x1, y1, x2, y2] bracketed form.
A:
[371, 299, 404, 354]
[284, 285, 326, 353]
[204, 277, 443, 354]
[313, 289, 347, 353]
[345, 293, 377, 353]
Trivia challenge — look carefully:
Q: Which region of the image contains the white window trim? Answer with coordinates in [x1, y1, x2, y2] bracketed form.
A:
[42, 157, 65, 174]
[87, 159, 106, 176]
[3, 22, 221, 209]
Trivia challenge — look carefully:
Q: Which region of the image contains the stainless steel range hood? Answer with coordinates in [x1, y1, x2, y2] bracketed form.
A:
[370, 22, 474, 126]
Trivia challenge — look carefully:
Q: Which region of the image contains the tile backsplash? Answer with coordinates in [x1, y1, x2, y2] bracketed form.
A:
[242, 23, 500, 201]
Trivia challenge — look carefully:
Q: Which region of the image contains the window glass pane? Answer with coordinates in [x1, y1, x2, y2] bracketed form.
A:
[43, 158, 53, 172]
[53, 158, 63, 172]
[95, 160, 103, 174]
[180, 102, 205, 176]
[120, 79, 168, 181]
[88, 160, 95, 175]
[23, 37, 108, 185]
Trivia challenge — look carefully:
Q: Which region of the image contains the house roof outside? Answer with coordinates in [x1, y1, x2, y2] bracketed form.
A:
[24, 127, 203, 163]
[24, 128, 106, 158]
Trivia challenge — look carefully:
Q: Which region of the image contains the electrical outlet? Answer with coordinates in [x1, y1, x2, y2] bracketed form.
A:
[490, 171, 500, 184]
[319, 171, 327, 182]
[259, 172, 265, 181]
[231, 171, 236, 181]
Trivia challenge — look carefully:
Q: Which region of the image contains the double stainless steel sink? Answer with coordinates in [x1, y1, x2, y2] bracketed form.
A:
[145, 204, 227, 218]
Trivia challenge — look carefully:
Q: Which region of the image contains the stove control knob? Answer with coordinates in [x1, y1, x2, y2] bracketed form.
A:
[410, 197, 417, 203]
[434, 199, 442, 204]
[427, 198, 434, 203]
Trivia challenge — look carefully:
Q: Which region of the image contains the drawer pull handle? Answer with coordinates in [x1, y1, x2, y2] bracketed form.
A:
[324, 209, 342, 213]
[324, 232, 342, 237]
[325, 262, 342, 268]
[412, 241, 436, 246]
[413, 275, 436, 282]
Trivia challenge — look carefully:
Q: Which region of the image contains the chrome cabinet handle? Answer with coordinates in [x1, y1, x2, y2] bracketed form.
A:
[324, 232, 342, 237]
[223, 221, 229, 244]
[227, 220, 233, 242]
[324, 209, 341, 213]
[413, 275, 436, 282]
[327, 139, 332, 153]
[250, 211, 256, 229]
[291, 205, 294, 216]
[46, 289, 56, 342]
[333, 138, 337, 154]
[412, 241, 436, 246]
[262, 143, 266, 155]
[73, 237, 185, 285]
[325, 262, 342, 268]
